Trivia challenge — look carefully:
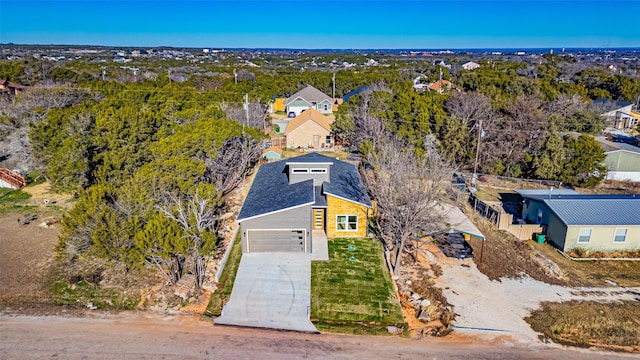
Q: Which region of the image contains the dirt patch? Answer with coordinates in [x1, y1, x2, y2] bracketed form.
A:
[0, 214, 60, 305]
[465, 209, 567, 285]
[21, 182, 74, 209]
[526, 300, 640, 353]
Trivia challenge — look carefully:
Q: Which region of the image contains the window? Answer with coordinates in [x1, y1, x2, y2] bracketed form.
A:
[337, 215, 358, 231]
[578, 228, 592, 243]
[324, 104, 329, 111]
[310, 168, 327, 174]
[325, 135, 331, 144]
[614, 228, 627, 243]
[292, 168, 309, 174]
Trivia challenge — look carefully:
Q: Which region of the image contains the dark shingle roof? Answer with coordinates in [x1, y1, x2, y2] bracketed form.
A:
[237, 161, 314, 221]
[237, 153, 371, 221]
[522, 193, 640, 226]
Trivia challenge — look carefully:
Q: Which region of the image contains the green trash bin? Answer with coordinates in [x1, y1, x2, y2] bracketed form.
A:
[536, 233, 546, 244]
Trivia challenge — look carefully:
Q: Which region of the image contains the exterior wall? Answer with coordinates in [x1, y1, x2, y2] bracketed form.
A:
[316, 100, 333, 114]
[273, 98, 286, 112]
[564, 225, 640, 252]
[606, 171, 640, 182]
[288, 163, 330, 186]
[326, 195, 369, 238]
[522, 198, 554, 225]
[239, 204, 313, 253]
[286, 120, 331, 149]
[545, 213, 568, 250]
[286, 99, 312, 116]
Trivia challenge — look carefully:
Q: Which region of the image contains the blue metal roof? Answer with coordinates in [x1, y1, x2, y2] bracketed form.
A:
[237, 153, 371, 221]
[515, 189, 579, 197]
[523, 194, 640, 226]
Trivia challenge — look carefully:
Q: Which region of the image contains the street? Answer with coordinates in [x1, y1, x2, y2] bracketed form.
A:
[0, 312, 630, 360]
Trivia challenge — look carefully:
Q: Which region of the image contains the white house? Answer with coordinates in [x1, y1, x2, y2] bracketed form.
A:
[285, 85, 333, 117]
[462, 61, 480, 71]
[591, 99, 634, 128]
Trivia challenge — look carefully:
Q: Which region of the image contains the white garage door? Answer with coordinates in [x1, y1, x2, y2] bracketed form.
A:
[247, 229, 306, 253]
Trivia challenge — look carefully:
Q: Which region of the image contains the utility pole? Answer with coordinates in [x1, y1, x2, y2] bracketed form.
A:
[472, 119, 483, 186]
[234, 69, 238, 84]
[243, 93, 249, 134]
[332, 72, 336, 100]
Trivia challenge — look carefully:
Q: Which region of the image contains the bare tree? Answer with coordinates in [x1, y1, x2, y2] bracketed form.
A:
[349, 92, 389, 149]
[157, 191, 220, 288]
[544, 94, 586, 118]
[362, 135, 453, 275]
[445, 91, 493, 127]
[225, 102, 267, 129]
[204, 135, 263, 196]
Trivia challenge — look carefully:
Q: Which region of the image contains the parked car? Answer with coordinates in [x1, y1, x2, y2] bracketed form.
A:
[436, 232, 474, 259]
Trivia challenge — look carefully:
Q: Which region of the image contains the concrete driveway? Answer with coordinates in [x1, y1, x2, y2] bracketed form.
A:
[214, 253, 318, 333]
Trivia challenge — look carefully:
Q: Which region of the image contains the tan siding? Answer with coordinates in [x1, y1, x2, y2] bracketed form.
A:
[564, 225, 640, 252]
[286, 120, 331, 148]
[326, 195, 369, 238]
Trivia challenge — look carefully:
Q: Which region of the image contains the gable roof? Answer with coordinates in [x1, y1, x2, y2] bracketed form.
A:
[262, 146, 282, 156]
[285, 107, 333, 134]
[590, 99, 634, 113]
[520, 193, 640, 226]
[287, 85, 332, 105]
[428, 79, 451, 92]
[237, 153, 371, 221]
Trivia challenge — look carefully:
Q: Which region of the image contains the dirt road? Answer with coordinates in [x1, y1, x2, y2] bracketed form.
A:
[0, 312, 632, 360]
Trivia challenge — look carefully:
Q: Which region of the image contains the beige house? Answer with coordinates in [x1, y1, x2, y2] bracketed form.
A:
[285, 108, 333, 150]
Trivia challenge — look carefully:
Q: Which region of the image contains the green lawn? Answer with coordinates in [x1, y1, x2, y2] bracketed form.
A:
[311, 237, 405, 335]
[203, 232, 243, 319]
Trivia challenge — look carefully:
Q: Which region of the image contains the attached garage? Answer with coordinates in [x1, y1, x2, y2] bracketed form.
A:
[246, 229, 307, 253]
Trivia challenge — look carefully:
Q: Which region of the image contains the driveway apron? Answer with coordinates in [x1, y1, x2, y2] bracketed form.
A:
[215, 253, 318, 333]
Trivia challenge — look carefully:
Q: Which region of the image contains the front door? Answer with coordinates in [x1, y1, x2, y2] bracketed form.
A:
[313, 209, 325, 230]
[313, 135, 320, 148]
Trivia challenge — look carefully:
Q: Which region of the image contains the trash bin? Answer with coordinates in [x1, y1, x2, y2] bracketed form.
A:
[536, 233, 546, 244]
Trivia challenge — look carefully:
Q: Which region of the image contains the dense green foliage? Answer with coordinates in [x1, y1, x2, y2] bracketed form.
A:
[3, 51, 637, 280]
[25, 79, 265, 278]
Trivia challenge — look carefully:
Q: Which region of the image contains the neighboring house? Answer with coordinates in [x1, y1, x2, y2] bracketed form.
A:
[0, 79, 26, 97]
[285, 108, 334, 150]
[236, 153, 372, 253]
[427, 79, 452, 93]
[461, 61, 480, 71]
[262, 146, 282, 161]
[590, 99, 634, 129]
[434, 60, 452, 69]
[270, 97, 286, 113]
[285, 85, 333, 116]
[604, 150, 640, 182]
[412, 75, 430, 91]
[516, 190, 640, 252]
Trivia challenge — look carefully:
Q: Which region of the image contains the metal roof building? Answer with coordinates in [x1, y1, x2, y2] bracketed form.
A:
[518, 192, 640, 252]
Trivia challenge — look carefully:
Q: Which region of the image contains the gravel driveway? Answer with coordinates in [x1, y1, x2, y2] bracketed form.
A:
[431, 251, 640, 344]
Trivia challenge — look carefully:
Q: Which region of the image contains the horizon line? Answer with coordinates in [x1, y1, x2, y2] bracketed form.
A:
[3, 43, 640, 52]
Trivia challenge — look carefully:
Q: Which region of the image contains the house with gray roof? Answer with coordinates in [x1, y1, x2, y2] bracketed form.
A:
[237, 153, 371, 253]
[285, 85, 333, 117]
[516, 190, 640, 252]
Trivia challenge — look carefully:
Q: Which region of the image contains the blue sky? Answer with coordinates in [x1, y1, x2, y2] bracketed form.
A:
[1, 0, 639, 49]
